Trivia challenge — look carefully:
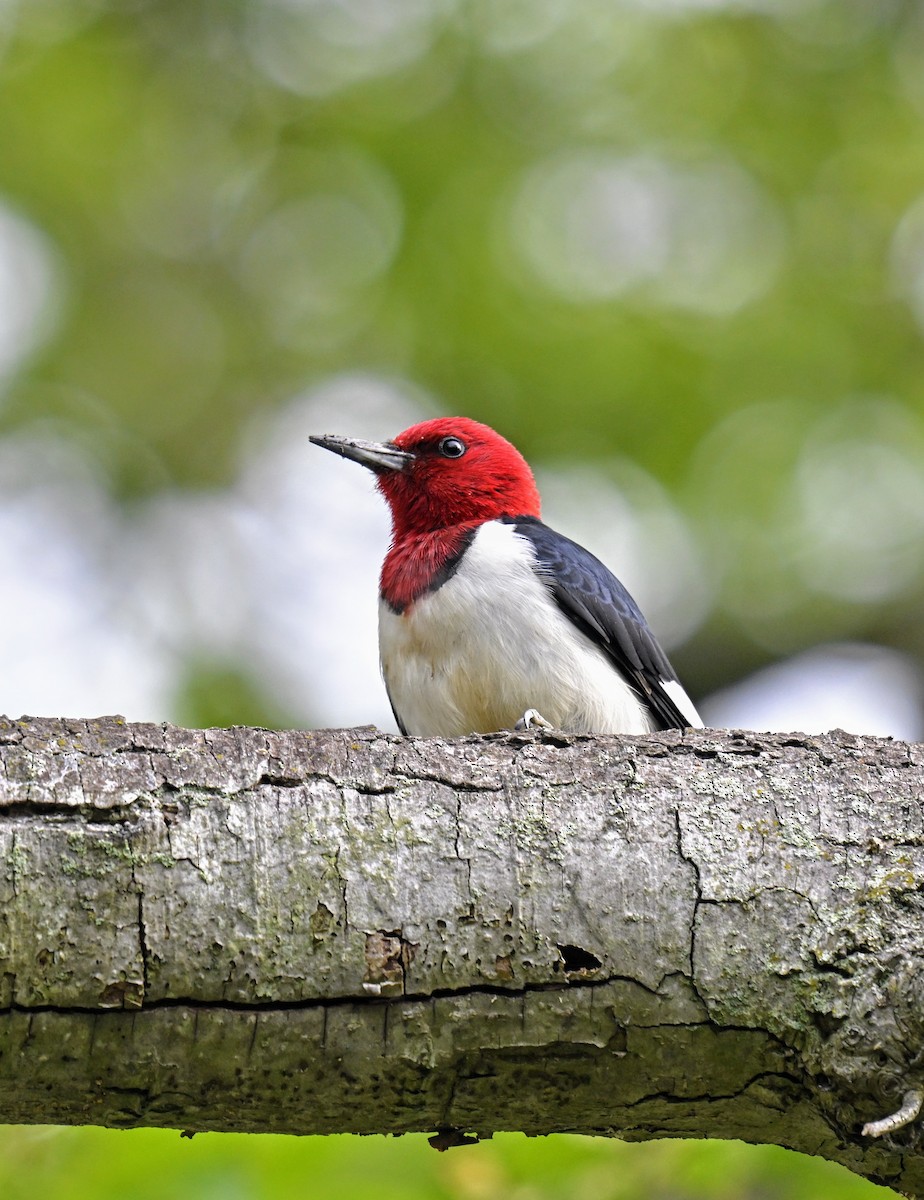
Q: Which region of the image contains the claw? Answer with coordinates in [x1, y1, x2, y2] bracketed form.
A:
[862, 1088, 924, 1138]
[514, 708, 554, 732]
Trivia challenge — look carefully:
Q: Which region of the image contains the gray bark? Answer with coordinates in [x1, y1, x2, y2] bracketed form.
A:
[0, 717, 922, 1194]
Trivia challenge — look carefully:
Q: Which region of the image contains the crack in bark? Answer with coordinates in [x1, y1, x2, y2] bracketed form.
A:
[674, 808, 702, 984]
[255, 774, 304, 789]
[623, 1069, 802, 1111]
[137, 893, 150, 999]
[0, 971, 714, 1016]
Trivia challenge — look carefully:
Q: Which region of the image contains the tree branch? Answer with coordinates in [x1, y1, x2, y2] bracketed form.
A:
[0, 716, 922, 1194]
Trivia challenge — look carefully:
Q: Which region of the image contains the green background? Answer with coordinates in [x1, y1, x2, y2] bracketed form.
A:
[0, 1126, 895, 1200]
[1, 0, 922, 1194]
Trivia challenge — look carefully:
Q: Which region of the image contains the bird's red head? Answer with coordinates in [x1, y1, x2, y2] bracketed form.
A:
[310, 417, 543, 609]
[378, 417, 541, 536]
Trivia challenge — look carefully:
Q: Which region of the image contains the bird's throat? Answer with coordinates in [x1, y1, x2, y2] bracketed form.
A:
[380, 525, 477, 613]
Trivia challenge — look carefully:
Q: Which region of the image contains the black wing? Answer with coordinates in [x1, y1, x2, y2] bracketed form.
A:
[383, 676, 409, 736]
[504, 516, 697, 730]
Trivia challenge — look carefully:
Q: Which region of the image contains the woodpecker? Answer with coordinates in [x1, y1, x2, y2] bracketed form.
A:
[310, 417, 702, 736]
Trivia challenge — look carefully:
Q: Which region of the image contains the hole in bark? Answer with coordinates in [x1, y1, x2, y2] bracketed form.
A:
[557, 944, 602, 974]
[363, 929, 418, 995]
[812, 1012, 846, 1040]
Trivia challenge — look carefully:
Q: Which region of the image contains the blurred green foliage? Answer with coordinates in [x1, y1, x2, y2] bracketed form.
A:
[1, 0, 923, 1193]
[0, 1127, 894, 1200]
[4, 0, 924, 706]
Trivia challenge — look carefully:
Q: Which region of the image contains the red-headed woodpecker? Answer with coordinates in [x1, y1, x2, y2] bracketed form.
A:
[310, 417, 702, 736]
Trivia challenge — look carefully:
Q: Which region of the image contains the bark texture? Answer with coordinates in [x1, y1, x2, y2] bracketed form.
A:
[0, 716, 922, 1193]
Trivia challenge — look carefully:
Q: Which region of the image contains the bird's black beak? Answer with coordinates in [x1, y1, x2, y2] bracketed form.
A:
[309, 434, 414, 474]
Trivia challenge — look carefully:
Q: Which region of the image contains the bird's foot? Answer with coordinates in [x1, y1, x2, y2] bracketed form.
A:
[862, 1088, 924, 1138]
[515, 708, 554, 732]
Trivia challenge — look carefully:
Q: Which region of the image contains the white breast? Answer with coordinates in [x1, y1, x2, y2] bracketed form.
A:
[378, 521, 661, 736]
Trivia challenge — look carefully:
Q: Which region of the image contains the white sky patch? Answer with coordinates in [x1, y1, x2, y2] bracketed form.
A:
[0, 435, 171, 720]
[0, 202, 62, 385]
[235, 372, 431, 729]
[702, 643, 924, 741]
[0, 376, 430, 728]
[794, 398, 924, 604]
[247, 0, 454, 97]
[474, 0, 572, 52]
[890, 193, 924, 336]
[506, 151, 785, 315]
[119, 489, 260, 658]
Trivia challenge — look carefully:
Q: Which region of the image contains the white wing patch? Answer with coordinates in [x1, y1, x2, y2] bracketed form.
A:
[379, 520, 661, 736]
[659, 678, 703, 728]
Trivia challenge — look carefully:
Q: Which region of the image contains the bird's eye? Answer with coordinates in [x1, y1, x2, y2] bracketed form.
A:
[438, 436, 466, 459]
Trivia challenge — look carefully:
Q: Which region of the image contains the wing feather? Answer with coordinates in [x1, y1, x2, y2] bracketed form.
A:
[505, 516, 700, 730]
